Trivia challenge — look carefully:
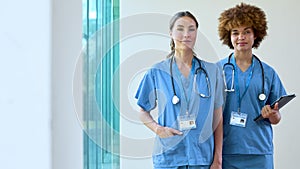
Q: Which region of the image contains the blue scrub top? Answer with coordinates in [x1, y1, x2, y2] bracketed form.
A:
[217, 55, 286, 155]
[135, 57, 223, 168]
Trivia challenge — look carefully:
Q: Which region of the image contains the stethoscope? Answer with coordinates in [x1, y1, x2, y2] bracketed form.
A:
[170, 56, 211, 105]
[222, 53, 266, 101]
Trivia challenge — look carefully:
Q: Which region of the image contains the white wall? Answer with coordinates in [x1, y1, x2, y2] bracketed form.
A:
[0, 0, 83, 169]
[0, 0, 51, 169]
[120, 0, 300, 168]
[52, 0, 83, 169]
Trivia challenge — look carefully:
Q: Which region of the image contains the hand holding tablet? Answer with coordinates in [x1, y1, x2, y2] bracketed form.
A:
[254, 94, 296, 121]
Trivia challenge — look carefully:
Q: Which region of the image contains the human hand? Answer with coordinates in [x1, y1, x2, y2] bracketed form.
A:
[155, 126, 183, 138]
[261, 103, 281, 124]
[261, 103, 279, 119]
[210, 160, 222, 169]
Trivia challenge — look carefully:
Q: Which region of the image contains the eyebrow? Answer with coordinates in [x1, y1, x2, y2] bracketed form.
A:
[176, 24, 196, 28]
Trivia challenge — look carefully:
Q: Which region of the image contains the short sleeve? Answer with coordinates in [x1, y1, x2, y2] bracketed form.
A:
[267, 70, 287, 104]
[214, 65, 224, 110]
[135, 69, 157, 112]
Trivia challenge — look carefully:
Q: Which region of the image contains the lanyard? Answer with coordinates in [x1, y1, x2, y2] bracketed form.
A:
[232, 56, 254, 112]
[174, 58, 195, 114]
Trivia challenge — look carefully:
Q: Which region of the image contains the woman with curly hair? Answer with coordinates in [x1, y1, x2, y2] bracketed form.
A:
[217, 3, 287, 169]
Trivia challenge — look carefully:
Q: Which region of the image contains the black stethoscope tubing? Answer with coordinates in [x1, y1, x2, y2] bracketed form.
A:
[224, 53, 266, 101]
[170, 56, 210, 104]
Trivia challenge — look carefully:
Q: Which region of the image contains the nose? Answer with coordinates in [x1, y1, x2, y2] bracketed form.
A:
[183, 30, 190, 38]
[238, 32, 245, 40]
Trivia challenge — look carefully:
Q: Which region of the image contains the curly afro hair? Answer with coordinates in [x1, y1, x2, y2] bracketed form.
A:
[218, 3, 268, 49]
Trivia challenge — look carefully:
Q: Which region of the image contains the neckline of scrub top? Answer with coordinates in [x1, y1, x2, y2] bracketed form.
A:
[231, 55, 255, 112]
[173, 57, 196, 113]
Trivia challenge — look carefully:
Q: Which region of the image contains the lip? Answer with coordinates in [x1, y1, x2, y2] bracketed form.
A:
[181, 40, 192, 43]
[237, 42, 247, 45]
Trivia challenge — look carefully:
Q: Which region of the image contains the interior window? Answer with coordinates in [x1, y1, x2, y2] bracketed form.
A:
[82, 0, 120, 168]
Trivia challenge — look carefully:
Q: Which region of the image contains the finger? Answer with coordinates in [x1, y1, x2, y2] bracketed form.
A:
[266, 107, 272, 116]
[170, 128, 183, 135]
[261, 106, 268, 118]
[262, 106, 272, 118]
[261, 110, 267, 118]
[266, 105, 272, 112]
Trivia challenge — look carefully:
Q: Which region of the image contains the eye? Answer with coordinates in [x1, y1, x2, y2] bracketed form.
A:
[176, 28, 184, 31]
[231, 32, 239, 36]
[189, 28, 196, 32]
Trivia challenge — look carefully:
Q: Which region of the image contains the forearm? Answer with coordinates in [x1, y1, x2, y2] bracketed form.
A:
[213, 117, 223, 164]
[139, 109, 159, 133]
[212, 107, 223, 164]
[139, 108, 183, 138]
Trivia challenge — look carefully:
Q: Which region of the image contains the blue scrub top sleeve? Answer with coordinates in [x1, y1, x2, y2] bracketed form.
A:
[135, 69, 157, 112]
[214, 65, 224, 110]
[267, 70, 287, 104]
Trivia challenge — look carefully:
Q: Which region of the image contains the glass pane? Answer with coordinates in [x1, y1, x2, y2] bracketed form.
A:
[82, 0, 120, 168]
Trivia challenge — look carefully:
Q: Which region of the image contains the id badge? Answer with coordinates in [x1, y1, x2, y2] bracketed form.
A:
[178, 114, 197, 131]
[230, 111, 247, 127]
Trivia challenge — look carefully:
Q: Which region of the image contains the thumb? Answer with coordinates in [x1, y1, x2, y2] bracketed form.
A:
[273, 102, 279, 110]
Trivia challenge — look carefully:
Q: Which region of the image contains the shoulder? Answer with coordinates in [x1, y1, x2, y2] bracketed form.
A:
[254, 56, 284, 83]
[200, 59, 222, 77]
[254, 57, 276, 74]
[216, 57, 228, 67]
[261, 61, 275, 72]
[152, 58, 170, 69]
[201, 59, 225, 71]
[202, 60, 217, 69]
[146, 58, 171, 75]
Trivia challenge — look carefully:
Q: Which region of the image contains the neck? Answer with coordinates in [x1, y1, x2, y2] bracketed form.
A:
[174, 50, 194, 77]
[174, 50, 194, 66]
[234, 51, 253, 72]
[234, 50, 252, 63]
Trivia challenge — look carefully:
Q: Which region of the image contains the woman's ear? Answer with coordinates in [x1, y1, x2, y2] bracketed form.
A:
[253, 32, 257, 40]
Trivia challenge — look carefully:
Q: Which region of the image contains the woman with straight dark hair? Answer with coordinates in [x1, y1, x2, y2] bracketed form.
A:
[136, 11, 223, 169]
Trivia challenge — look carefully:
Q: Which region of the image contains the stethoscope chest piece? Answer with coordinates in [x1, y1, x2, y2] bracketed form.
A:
[258, 93, 266, 101]
[172, 95, 180, 104]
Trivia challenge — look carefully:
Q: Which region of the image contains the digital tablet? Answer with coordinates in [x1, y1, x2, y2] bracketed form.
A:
[254, 94, 296, 121]
[270, 94, 296, 109]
